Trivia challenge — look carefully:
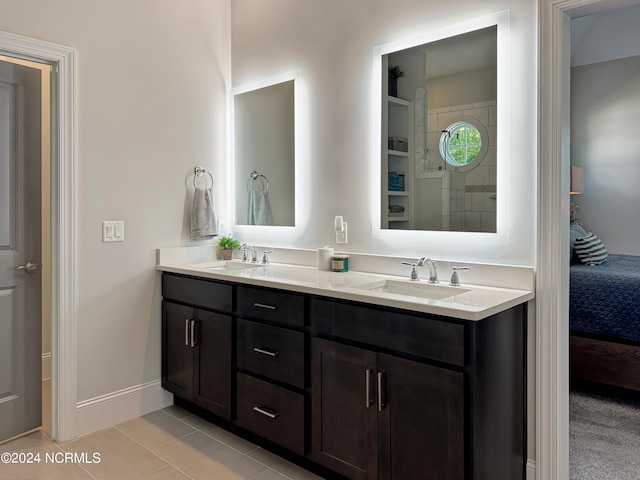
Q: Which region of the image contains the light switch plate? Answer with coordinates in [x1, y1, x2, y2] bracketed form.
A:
[103, 221, 124, 242]
[217, 219, 227, 237]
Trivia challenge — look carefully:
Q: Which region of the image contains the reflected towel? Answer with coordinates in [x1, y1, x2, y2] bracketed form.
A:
[191, 187, 218, 240]
[248, 190, 274, 226]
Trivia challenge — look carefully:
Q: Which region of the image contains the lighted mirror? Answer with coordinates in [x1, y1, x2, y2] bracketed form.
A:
[380, 25, 497, 233]
[233, 77, 295, 227]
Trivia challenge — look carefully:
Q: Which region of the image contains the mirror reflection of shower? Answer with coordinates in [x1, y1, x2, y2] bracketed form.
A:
[381, 26, 497, 233]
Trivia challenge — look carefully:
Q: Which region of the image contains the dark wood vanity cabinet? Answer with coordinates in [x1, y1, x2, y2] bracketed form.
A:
[310, 298, 525, 480]
[234, 285, 307, 456]
[161, 274, 232, 420]
[310, 338, 464, 480]
[310, 339, 378, 479]
[161, 272, 526, 480]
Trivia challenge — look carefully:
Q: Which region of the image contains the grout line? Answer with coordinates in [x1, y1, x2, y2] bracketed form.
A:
[112, 425, 195, 479]
[143, 407, 321, 480]
[249, 467, 296, 480]
[245, 445, 260, 454]
[19, 439, 99, 480]
[161, 410, 241, 452]
[148, 463, 196, 480]
[160, 409, 298, 478]
[74, 460, 99, 480]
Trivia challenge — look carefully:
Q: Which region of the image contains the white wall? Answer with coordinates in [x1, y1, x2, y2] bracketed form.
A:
[0, 0, 231, 407]
[571, 2, 640, 68]
[571, 55, 640, 255]
[570, 3, 640, 255]
[428, 66, 496, 109]
[231, 0, 537, 266]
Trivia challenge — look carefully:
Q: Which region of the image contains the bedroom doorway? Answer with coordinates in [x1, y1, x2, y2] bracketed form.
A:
[566, 2, 640, 478]
[539, 0, 640, 478]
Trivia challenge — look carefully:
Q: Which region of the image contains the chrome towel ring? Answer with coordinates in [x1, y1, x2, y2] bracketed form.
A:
[193, 165, 214, 189]
[249, 170, 269, 193]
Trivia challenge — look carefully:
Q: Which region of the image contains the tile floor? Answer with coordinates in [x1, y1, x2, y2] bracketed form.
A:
[0, 405, 323, 480]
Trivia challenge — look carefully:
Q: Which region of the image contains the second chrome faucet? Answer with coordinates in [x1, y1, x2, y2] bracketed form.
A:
[401, 257, 439, 283]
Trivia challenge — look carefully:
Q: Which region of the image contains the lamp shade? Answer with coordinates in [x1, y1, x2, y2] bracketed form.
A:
[570, 166, 584, 194]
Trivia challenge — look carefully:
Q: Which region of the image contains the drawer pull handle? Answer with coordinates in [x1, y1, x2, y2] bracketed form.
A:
[365, 368, 373, 408]
[190, 320, 197, 348]
[253, 347, 279, 357]
[378, 371, 386, 412]
[253, 406, 279, 419]
[185, 319, 190, 346]
[254, 302, 278, 310]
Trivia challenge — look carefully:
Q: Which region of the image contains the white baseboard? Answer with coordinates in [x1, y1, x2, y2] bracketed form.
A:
[75, 380, 172, 438]
[42, 352, 51, 381]
[527, 459, 536, 479]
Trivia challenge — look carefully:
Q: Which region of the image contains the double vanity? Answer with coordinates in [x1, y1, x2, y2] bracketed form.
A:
[157, 247, 533, 480]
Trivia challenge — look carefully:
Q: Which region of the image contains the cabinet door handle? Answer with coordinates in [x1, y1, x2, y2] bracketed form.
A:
[185, 319, 191, 346]
[378, 371, 386, 412]
[190, 320, 197, 348]
[365, 368, 373, 408]
[253, 406, 279, 419]
[253, 347, 279, 357]
[253, 302, 277, 310]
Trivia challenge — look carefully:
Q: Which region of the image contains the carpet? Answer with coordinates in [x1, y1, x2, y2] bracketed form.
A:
[570, 389, 640, 479]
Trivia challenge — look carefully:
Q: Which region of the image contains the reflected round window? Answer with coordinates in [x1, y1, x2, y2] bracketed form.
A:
[439, 121, 483, 167]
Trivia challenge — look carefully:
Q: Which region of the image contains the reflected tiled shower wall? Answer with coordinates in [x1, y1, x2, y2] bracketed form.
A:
[427, 100, 497, 232]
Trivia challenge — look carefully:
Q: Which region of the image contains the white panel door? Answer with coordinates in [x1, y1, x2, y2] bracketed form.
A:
[0, 59, 42, 442]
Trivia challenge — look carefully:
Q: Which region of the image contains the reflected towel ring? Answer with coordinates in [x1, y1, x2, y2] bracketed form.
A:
[249, 170, 269, 193]
[193, 165, 214, 189]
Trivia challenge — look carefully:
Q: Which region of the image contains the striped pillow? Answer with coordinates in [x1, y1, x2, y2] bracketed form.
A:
[574, 233, 608, 265]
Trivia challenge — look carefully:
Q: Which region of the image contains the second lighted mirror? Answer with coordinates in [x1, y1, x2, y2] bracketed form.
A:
[233, 78, 295, 227]
[381, 26, 497, 232]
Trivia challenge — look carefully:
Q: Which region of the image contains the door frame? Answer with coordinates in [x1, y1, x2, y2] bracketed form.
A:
[537, 0, 639, 478]
[0, 30, 76, 442]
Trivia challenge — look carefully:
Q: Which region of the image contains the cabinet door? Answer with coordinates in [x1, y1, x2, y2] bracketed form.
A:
[194, 309, 232, 420]
[310, 338, 378, 480]
[162, 301, 194, 400]
[378, 354, 464, 480]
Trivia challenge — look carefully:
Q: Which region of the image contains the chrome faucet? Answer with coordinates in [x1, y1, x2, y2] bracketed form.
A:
[401, 257, 427, 281]
[424, 258, 439, 284]
[262, 250, 273, 265]
[240, 244, 258, 263]
[450, 266, 471, 286]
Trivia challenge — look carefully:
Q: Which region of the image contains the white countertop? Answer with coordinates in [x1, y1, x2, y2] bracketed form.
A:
[157, 260, 534, 321]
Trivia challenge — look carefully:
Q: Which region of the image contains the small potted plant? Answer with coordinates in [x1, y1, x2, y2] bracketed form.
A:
[388, 65, 405, 97]
[217, 235, 240, 260]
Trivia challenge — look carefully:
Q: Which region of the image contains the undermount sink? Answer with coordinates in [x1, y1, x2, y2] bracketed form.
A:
[353, 279, 470, 300]
[192, 261, 265, 271]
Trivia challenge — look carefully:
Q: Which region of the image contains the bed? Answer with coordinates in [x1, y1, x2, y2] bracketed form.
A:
[570, 254, 640, 392]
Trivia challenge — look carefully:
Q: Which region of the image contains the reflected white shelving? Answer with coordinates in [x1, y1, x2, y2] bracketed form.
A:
[382, 90, 413, 229]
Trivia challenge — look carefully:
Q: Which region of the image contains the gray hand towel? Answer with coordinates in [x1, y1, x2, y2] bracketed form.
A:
[191, 187, 217, 240]
[248, 190, 274, 226]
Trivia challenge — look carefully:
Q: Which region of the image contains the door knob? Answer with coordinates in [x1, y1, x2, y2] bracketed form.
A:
[16, 262, 39, 274]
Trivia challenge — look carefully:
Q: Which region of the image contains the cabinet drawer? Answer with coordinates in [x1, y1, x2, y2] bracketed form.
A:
[236, 373, 305, 455]
[162, 274, 232, 312]
[311, 298, 464, 367]
[237, 286, 305, 327]
[237, 319, 305, 388]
